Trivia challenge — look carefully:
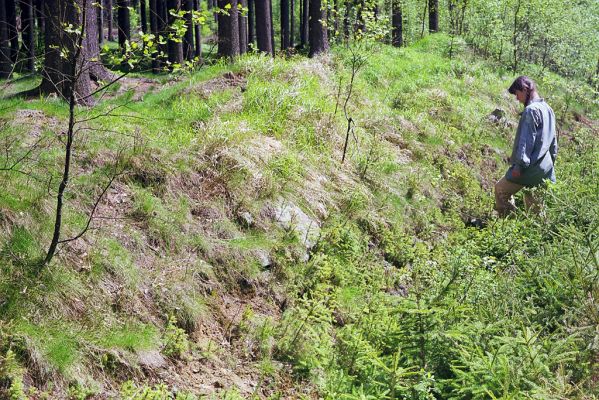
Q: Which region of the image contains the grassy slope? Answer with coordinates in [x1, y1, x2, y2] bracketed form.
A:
[0, 35, 597, 399]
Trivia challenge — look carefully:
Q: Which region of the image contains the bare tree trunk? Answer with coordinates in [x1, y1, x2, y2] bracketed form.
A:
[300, 0, 308, 47]
[0, 0, 11, 78]
[117, 0, 131, 50]
[98, 0, 104, 44]
[20, 0, 36, 72]
[255, 0, 273, 55]
[182, 0, 194, 60]
[392, 0, 402, 47]
[308, 0, 328, 57]
[428, 0, 438, 33]
[107, 0, 114, 40]
[193, 0, 202, 59]
[269, 0, 275, 52]
[248, 0, 254, 46]
[5, 0, 18, 63]
[290, 0, 294, 47]
[281, 0, 290, 49]
[86, 0, 114, 81]
[167, 0, 184, 64]
[217, 0, 239, 58]
[140, 0, 148, 32]
[239, 0, 248, 54]
[149, 0, 161, 71]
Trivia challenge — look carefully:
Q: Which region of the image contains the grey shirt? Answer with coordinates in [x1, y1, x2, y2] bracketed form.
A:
[506, 98, 558, 187]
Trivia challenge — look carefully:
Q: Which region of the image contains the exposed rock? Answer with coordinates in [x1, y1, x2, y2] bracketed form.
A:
[137, 350, 167, 369]
[254, 249, 272, 268]
[237, 211, 254, 227]
[268, 198, 320, 249]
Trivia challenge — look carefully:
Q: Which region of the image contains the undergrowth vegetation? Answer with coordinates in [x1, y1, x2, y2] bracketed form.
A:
[0, 34, 597, 398]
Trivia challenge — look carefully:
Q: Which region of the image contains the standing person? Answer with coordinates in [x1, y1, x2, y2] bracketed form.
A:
[494, 76, 558, 217]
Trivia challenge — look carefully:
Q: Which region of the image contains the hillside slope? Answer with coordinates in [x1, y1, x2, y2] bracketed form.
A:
[0, 35, 598, 399]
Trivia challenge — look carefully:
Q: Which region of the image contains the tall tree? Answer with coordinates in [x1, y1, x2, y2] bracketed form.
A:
[308, 0, 328, 57]
[281, 0, 290, 49]
[5, 0, 18, 63]
[140, 0, 148, 33]
[300, 0, 308, 47]
[193, 0, 202, 58]
[289, 0, 294, 47]
[117, 0, 131, 49]
[20, 0, 36, 72]
[182, 0, 194, 60]
[0, 0, 11, 78]
[248, 0, 255, 45]
[217, 0, 239, 57]
[85, 0, 114, 81]
[98, 0, 104, 44]
[167, 0, 184, 64]
[429, 0, 438, 33]
[392, 0, 402, 47]
[149, 0, 161, 71]
[106, 0, 115, 40]
[255, 0, 273, 55]
[239, 0, 248, 54]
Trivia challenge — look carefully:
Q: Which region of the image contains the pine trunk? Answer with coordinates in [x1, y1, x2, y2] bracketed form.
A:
[5, 0, 18, 63]
[117, 0, 131, 49]
[193, 0, 202, 58]
[308, 0, 328, 57]
[239, 0, 248, 54]
[167, 0, 184, 64]
[107, 0, 114, 40]
[86, 0, 114, 81]
[98, 0, 104, 44]
[149, 0, 161, 71]
[217, 0, 239, 58]
[255, 0, 272, 55]
[0, 0, 11, 78]
[392, 0, 402, 47]
[290, 0, 294, 47]
[182, 0, 194, 60]
[248, 0, 254, 45]
[20, 0, 36, 72]
[428, 0, 438, 33]
[281, 0, 289, 50]
[140, 0, 148, 33]
[300, 0, 308, 47]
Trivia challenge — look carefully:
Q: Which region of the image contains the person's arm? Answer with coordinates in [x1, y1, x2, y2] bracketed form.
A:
[511, 109, 538, 176]
[549, 132, 558, 163]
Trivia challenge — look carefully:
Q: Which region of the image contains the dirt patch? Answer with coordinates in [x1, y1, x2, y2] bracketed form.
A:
[185, 71, 247, 99]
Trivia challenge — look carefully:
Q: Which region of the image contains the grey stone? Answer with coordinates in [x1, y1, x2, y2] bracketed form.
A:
[271, 198, 320, 249]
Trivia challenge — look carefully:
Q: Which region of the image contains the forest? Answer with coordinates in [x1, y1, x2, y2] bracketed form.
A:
[0, 0, 598, 398]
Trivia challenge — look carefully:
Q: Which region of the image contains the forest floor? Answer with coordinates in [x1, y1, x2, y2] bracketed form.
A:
[0, 35, 598, 399]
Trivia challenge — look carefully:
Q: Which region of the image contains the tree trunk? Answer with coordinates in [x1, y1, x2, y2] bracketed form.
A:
[428, 0, 438, 33]
[281, 0, 289, 50]
[86, 0, 114, 81]
[140, 0, 148, 33]
[308, 0, 328, 57]
[106, 0, 114, 40]
[343, 1, 349, 42]
[182, 0, 194, 60]
[149, 0, 161, 71]
[248, 0, 254, 46]
[392, 0, 402, 47]
[255, 0, 272, 55]
[167, 0, 184, 64]
[117, 0, 131, 49]
[300, 0, 308, 47]
[0, 0, 11, 78]
[217, 0, 239, 58]
[36, 0, 94, 105]
[269, 0, 274, 52]
[20, 0, 36, 72]
[98, 0, 104, 44]
[5, 0, 18, 63]
[193, 0, 202, 58]
[239, 0, 248, 54]
[289, 0, 294, 47]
